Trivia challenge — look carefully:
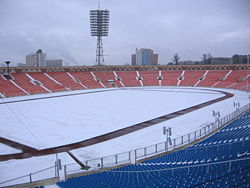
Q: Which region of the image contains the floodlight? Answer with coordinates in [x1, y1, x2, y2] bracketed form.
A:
[90, 9, 109, 66]
[5, 61, 11, 74]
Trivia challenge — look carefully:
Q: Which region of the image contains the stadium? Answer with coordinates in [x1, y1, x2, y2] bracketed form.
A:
[0, 64, 249, 187]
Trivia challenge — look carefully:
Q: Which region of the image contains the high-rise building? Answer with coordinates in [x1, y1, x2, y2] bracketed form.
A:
[210, 57, 232, 65]
[131, 48, 158, 65]
[26, 49, 46, 67]
[46, 59, 63, 67]
[131, 54, 136, 66]
[232, 54, 248, 64]
[151, 53, 158, 65]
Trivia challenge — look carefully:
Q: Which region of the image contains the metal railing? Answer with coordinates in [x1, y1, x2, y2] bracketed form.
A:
[0, 103, 249, 187]
[109, 156, 250, 174]
[64, 103, 250, 177]
[0, 165, 58, 187]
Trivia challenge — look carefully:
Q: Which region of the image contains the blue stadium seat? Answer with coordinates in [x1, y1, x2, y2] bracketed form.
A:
[57, 111, 250, 188]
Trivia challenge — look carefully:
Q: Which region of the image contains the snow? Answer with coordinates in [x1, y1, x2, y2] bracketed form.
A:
[0, 86, 249, 185]
[0, 152, 75, 185]
[0, 87, 224, 149]
[45, 185, 60, 188]
[0, 144, 21, 155]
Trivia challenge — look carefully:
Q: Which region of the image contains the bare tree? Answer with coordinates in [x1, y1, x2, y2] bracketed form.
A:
[172, 53, 180, 65]
[202, 54, 208, 64]
[202, 53, 212, 64]
[207, 53, 213, 64]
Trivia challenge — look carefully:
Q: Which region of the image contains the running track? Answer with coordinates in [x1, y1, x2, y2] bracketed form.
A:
[0, 88, 234, 161]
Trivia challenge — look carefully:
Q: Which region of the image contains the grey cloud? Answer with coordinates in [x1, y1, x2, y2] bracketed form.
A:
[0, 0, 249, 66]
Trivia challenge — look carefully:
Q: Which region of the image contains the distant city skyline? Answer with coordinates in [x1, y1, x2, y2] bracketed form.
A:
[22, 49, 63, 67]
[0, 0, 249, 66]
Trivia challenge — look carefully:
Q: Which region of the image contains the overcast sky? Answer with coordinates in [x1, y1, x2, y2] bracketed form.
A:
[0, 0, 249, 66]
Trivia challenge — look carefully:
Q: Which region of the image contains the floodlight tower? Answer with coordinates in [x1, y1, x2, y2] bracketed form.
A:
[5, 61, 11, 74]
[90, 7, 109, 66]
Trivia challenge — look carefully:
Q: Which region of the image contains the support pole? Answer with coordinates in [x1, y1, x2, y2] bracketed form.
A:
[96, 36, 104, 66]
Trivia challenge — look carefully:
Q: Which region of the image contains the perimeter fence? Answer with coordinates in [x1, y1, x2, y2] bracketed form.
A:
[0, 165, 59, 187]
[0, 103, 249, 187]
[64, 103, 250, 178]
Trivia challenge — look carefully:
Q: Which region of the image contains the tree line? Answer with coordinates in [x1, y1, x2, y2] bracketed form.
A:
[170, 53, 248, 65]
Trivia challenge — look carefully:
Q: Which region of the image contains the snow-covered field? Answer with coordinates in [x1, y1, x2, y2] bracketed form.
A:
[0, 87, 224, 149]
[0, 144, 21, 155]
[0, 86, 249, 184]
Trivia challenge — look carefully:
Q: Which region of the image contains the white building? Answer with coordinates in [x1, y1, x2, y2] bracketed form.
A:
[26, 49, 46, 67]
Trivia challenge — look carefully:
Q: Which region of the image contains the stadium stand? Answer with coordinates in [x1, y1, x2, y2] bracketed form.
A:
[0, 64, 249, 97]
[161, 70, 182, 86]
[179, 70, 206, 87]
[139, 70, 159, 86]
[10, 73, 48, 95]
[69, 71, 103, 89]
[28, 72, 66, 92]
[46, 72, 84, 91]
[115, 71, 141, 87]
[0, 75, 26, 97]
[228, 78, 250, 91]
[91, 71, 122, 87]
[0, 64, 249, 187]
[57, 111, 250, 188]
[215, 70, 248, 89]
[196, 70, 229, 88]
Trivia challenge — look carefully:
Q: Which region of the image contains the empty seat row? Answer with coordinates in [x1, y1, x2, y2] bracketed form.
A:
[57, 111, 250, 187]
[0, 70, 248, 97]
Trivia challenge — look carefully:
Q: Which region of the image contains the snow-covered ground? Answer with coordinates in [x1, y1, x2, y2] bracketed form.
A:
[0, 87, 224, 149]
[0, 86, 249, 185]
[0, 144, 21, 155]
[0, 152, 75, 184]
